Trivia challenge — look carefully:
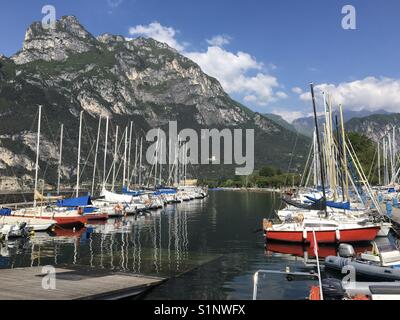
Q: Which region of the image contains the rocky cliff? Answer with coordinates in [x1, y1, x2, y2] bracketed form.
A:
[0, 16, 309, 191]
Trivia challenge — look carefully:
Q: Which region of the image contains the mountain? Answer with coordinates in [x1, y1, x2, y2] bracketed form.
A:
[0, 16, 310, 191]
[346, 113, 400, 145]
[292, 109, 391, 137]
[263, 113, 297, 133]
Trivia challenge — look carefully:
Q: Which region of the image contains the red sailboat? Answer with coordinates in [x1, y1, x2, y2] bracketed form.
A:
[263, 218, 380, 244]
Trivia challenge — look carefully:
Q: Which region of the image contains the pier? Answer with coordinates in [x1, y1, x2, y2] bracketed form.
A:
[0, 266, 165, 300]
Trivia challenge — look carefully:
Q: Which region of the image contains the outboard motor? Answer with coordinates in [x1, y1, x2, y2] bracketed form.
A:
[338, 243, 355, 258]
[322, 278, 345, 300]
[18, 222, 27, 230]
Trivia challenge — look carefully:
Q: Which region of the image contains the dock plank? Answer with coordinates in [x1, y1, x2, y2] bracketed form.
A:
[0, 266, 165, 300]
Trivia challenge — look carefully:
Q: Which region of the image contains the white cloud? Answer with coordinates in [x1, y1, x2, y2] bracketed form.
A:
[298, 77, 400, 112]
[271, 109, 306, 123]
[292, 87, 303, 94]
[128, 22, 186, 52]
[276, 91, 288, 99]
[187, 47, 285, 106]
[206, 35, 231, 47]
[107, 0, 123, 8]
[127, 22, 287, 107]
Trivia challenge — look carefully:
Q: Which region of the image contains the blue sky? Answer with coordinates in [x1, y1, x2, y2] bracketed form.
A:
[1, 0, 400, 121]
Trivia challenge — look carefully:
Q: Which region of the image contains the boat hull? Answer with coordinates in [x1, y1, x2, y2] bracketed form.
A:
[12, 213, 87, 228]
[325, 256, 400, 281]
[47, 215, 87, 228]
[84, 213, 108, 221]
[265, 226, 380, 244]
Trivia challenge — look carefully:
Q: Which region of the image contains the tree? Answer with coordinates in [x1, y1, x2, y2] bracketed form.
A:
[259, 166, 276, 177]
[347, 132, 378, 184]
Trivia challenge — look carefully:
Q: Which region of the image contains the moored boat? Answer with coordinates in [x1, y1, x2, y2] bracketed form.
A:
[12, 207, 87, 228]
[263, 218, 380, 244]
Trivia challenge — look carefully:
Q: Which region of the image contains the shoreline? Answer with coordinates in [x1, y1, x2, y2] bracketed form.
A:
[213, 187, 282, 193]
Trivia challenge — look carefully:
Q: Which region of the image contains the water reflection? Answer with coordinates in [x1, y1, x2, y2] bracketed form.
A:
[0, 192, 322, 300]
[0, 199, 206, 277]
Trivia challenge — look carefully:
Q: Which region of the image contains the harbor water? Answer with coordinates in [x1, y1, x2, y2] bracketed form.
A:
[1, 190, 322, 300]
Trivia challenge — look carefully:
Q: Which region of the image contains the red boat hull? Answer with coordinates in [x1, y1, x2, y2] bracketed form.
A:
[84, 213, 108, 221]
[264, 226, 380, 244]
[27, 215, 87, 228]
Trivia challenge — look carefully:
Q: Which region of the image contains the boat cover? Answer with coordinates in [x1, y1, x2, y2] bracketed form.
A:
[101, 189, 133, 203]
[122, 187, 144, 196]
[0, 208, 12, 216]
[282, 197, 326, 210]
[56, 196, 92, 207]
[157, 189, 177, 194]
[305, 196, 350, 210]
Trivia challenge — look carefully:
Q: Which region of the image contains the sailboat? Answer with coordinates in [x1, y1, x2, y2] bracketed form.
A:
[12, 106, 87, 228]
[263, 84, 381, 244]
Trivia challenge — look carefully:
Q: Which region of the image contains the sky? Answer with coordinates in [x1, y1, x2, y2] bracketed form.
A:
[1, 0, 400, 122]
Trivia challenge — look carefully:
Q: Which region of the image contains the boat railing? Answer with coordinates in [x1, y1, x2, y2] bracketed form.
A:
[252, 268, 320, 300]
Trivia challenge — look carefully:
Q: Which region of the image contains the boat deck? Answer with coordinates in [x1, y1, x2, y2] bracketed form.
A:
[0, 265, 165, 300]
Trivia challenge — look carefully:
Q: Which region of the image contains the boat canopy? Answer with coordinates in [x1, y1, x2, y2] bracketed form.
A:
[283, 197, 326, 211]
[56, 196, 92, 207]
[157, 189, 177, 195]
[0, 208, 12, 216]
[122, 187, 144, 196]
[101, 188, 133, 203]
[305, 196, 350, 210]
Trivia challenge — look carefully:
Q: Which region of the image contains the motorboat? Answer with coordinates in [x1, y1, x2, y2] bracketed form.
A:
[310, 278, 400, 300]
[0, 215, 56, 232]
[0, 222, 31, 239]
[325, 241, 400, 281]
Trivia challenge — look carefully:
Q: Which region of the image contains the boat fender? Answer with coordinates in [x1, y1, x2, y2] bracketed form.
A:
[294, 214, 304, 224]
[335, 229, 341, 242]
[303, 229, 307, 241]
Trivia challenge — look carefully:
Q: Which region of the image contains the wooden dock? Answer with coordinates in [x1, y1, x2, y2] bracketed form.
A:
[0, 266, 165, 300]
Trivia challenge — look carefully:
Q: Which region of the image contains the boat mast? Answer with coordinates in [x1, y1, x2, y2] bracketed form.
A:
[378, 139, 381, 186]
[310, 83, 327, 217]
[138, 137, 143, 187]
[33, 105, 42, 208]
[154, 129, 160, 187]
[393, 126, 396, 183]
[159, 137, 163, 186]
[133, 137, 138, 185]
[313, 130, 318, 187]
[339, 104, 349, 202]
[103, 116, 109, 190]
[127, 121, 133, 187]
[123, 126, 128, 188]
[183, 143, 187, 186]
[76, 111, 83, 198]
[168, 137, 171, 185]
[334, 115, 345, 203]
[112, 125, 119, 192]
[91, 117, 101, 195]
[57, 123, 63, 195]
[176, 136, 180, 186]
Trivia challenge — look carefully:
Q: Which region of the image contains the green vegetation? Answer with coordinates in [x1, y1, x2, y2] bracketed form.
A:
[347, 132, 379, 184]
[198, 165, 300, 189]
[198, 132, 380, 188]
[263, 113, 297, 133]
